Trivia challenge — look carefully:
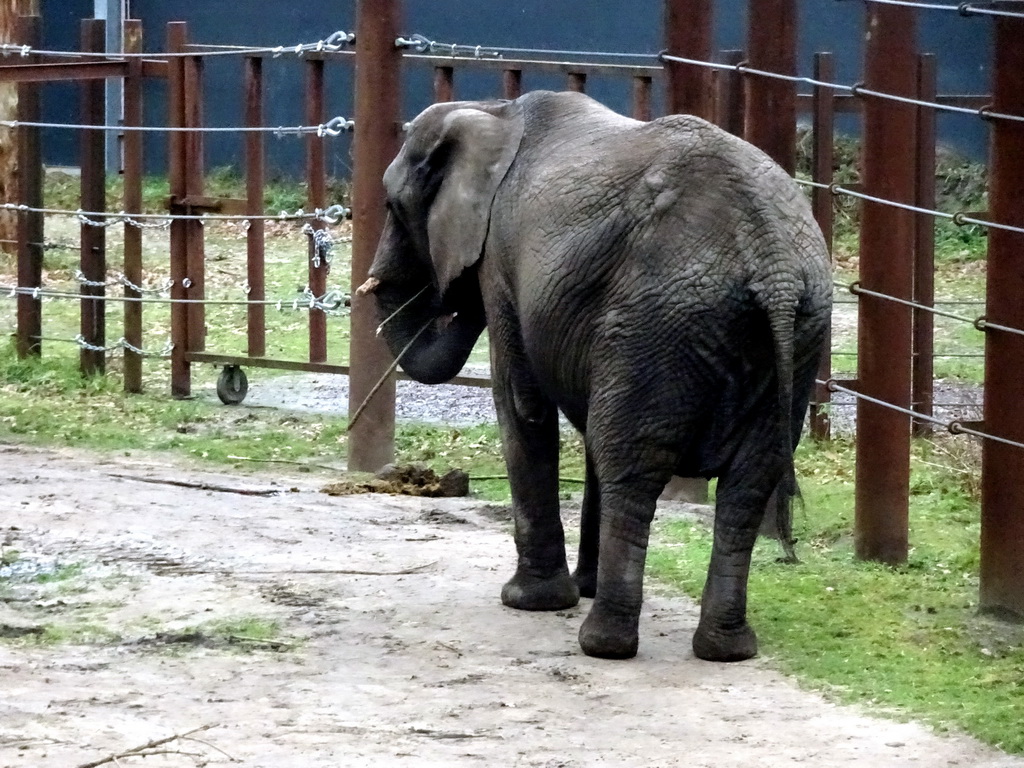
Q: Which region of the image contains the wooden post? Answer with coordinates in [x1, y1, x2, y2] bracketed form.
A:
[632, 76, 652, 121]
[663, 0, 714, 120]
[433, 65, 453, 102]
[79, 19, 107, 376]
[912, 54, 936, 437]
[183, 52, 206, 355]
[502, 69, 522, 100]
[14, 13, 41, 359]
[854, 3, 918, 565]
[745, 0, 797, 174]
[979, 11, 1024, 619]
[567, 72, 586, 93]
[348, 0, 403, 472]
[167, 22, 190, 398]
[0, 2, 37, 254]
[715, 49, 745, 137]
[306, 58, 327, 363]
[809, 52, 835, 441]
[245, 56, 266, 359]
[122, 19, 144, 392]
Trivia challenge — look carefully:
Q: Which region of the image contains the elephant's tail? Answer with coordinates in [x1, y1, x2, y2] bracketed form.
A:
[762, 292, 801, 562]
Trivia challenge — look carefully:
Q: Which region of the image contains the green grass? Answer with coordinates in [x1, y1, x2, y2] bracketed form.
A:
[37, 622, 122, 646]
[648, 437, 1024, 753]
[33, 562, 86, 584]
[197, 615, 283, 642]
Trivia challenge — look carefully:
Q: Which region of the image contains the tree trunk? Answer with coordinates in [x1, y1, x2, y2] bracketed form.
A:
[0, 0, 39, 255]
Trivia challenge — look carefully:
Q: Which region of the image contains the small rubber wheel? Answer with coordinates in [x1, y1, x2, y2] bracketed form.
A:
[216, 365, 248, 405]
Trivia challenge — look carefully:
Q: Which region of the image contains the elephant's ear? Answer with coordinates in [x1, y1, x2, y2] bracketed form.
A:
[427, 105, 524, 297]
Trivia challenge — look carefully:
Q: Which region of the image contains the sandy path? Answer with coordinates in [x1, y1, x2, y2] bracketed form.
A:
[1, 443, 1020, 768]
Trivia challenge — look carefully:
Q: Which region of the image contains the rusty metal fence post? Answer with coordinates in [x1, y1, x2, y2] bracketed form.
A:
[433, 65, 453, 102]
[502, 69, 522, 100]
[79, 19, 107, 376]
[663, 0, 714, 120]
[745, 0, 797, 174]
[14, 14, 42, 360]
[122, 19, 144, 392]
[980, 12, 1024, 619]
[809, 52, 835, 441]
[631, 76, 652, 121]
[348, 0, 403, 472]
[167, 22, 190, 398]
[306, 58, 328, 364]
[854, 3, 918, 565]
[245, 56, 266, 359]
[183, 52, 206, 358]
[912, 53, 937, 437]
[715, 49, 744, 137]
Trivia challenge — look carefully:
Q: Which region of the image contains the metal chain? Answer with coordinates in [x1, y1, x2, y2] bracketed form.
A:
[301, 286, 348, 314]
[120, 338, 176, 358]
[71, 334, 175, 357]
[2, 202, 350, 227]
[4, 282, 351, 311]
[119, 274, 174, 295]
[303, 223, 335, 273]
[395, 33, 655, 61]
[74, 270, 174, 295]
[0, 30, 355, 60]
[1, 116, 354, 137]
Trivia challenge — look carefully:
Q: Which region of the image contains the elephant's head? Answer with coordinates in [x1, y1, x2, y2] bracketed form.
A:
[357, 99, 525, 384]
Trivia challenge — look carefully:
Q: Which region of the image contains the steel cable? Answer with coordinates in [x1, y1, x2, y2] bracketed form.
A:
[823, 379, 1024, 450]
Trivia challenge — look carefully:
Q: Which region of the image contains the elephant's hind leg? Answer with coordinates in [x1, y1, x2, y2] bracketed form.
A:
[692, 449, 783, 662]
[571, 450, 601, 599]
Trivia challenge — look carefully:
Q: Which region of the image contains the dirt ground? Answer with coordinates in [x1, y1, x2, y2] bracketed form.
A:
[2, 443, 1022, 768]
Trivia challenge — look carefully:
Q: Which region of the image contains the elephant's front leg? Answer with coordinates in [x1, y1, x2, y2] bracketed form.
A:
[493, 359, 579, 612]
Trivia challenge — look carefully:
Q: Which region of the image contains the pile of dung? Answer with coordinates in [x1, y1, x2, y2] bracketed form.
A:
[321, 463, 470, 498]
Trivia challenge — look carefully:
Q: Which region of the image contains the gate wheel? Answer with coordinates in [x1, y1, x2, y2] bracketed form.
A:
[216, 365, 248, 405]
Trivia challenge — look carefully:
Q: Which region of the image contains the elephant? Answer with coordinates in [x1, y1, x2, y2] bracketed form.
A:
[357, 90, 832, 661]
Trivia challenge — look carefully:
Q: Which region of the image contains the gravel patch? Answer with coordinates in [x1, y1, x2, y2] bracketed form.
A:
[237, 365, 498, 425]
[232, 365, 983, 438]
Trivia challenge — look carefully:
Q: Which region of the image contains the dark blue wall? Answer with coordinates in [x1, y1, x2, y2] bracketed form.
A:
[42, 1, 993, 174]
[39, 0, 93, 169]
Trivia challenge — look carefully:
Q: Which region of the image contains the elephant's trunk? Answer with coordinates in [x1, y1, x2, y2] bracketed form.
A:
[363, 219, 486, 385]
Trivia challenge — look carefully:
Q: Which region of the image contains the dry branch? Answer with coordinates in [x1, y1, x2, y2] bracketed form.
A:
[108, 474, 281, 497]
[227, 634, 295, 649]
[226, 562, 437, 577]
[75, 725, 217, 768]
[227, 455, 343, 473]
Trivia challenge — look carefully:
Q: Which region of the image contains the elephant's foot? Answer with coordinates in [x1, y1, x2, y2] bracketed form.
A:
[571, 565, 597, 599]
[578, 603, 639, 659]
[692, 619, 758, 662]
[501, 569, 579, 612]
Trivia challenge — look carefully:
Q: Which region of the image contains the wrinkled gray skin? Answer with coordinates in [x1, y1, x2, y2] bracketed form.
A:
[364, 91, 832, 661]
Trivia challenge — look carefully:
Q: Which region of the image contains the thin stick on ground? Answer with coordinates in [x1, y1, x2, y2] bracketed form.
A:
[227, 455, 343, 473]
[108, 474, 281, 496]
[75, 725, 217, 768]
[224, 561, 437, 576]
